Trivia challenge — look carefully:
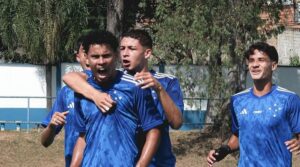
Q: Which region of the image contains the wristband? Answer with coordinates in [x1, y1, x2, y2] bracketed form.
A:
[214, 145, 232, 161]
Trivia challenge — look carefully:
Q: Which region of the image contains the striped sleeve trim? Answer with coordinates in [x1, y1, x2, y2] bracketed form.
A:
[153, 72, 175, 79]
[233, 88, 251, 96]
[277, 86, 296, 94]
[121, 73, 138, 84]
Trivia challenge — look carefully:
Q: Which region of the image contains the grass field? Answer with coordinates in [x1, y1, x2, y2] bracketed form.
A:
[0, 130, 299, 167]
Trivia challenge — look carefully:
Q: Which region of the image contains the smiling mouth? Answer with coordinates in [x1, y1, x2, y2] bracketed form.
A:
[251, 70, 261, 74]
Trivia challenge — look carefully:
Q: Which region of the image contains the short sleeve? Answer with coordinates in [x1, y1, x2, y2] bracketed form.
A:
[135, 88, 163, 131]
[73, 93, 86, 133]
[41, 87, 68, 134]
[166, 78, 184, 113]
[230, 96, 239, 135]
[287, 94, 300, 134]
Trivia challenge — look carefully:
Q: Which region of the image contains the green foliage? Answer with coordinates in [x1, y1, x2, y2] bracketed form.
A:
[289, 55, 300, 66]
[0, 0, 106, 65]
[150, 0, 284, 98]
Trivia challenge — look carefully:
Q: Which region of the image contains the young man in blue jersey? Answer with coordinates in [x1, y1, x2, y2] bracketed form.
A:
[71, 30, 163, 167]
[40, 35, 92, 167]
[63, 29, 184, 167]
[207, 42, 300, 167]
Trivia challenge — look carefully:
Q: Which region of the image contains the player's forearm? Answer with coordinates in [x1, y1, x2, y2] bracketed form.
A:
[227, 133, 239, 151]
[136, 128, 161, 167]
[70, 135, 86, 167]
[155, 86, 183, 129]
[40, 125, 56, 147]
[63, 72, 95, 100]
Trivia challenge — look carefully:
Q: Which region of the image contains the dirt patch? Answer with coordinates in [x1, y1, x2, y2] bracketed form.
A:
[0, 130, 299, 167]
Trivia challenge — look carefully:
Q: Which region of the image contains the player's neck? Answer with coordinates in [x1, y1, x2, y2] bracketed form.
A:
[127, 66, 149, 76]
[252, 80, 273, 97]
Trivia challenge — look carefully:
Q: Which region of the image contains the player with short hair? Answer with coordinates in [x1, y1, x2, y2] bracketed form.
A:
[63, 29, 184, 167]
[207, 42, 300, 167]
[71, 30, 163, 167]
[40, 35, 91, 167]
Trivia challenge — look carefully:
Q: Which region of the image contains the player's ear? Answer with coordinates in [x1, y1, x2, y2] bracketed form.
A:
[271, 61, 278, 71]
[144, 48, 152, 59]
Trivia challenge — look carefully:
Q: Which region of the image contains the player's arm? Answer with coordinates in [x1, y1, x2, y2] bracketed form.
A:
[136, 127, 161, 167]
[70, 133, 86, 167]
[207, 134, 239, 167]
[63, 72, 115, 113]
[285, 133, 300, 155]
[134, 72, 183, 129]
[285, 95, 300, 155]
[41, 111, 69, 147]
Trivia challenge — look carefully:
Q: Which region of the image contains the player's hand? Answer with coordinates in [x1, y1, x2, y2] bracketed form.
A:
[134, 72, 162, 91]
[207, 149, 217, 167]
[50, 111, 69, 127]
[285, 138, 300, 155]
[91, 91, 116, 113]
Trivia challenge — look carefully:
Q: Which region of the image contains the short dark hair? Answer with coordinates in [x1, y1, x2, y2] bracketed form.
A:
[121, 29, 153, 49]
[244, 42, 278, 63]
[74, 35, 85, 55]
[83, 30, 119, 53]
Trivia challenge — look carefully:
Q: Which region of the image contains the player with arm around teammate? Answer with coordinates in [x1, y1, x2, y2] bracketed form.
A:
[63, 29, 184, 167]
[71, 30, 163, 167]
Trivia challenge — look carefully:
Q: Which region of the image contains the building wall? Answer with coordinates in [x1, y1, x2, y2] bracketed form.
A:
[275, 29, 300, 65]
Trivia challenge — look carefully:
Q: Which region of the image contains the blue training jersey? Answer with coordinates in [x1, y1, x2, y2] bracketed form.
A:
[42, 70, 92, 167]
[73, 70, 163, 167]
[149, 70, 184, 167]
[231, 85, 300, 167]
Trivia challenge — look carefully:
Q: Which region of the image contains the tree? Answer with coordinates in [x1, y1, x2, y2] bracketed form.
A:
[149, 0, 284, 136]
[0, 0, 99, 108]
[106, 0, 124, 37]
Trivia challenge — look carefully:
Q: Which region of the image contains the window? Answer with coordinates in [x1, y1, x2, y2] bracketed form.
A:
[295, 3, 300, 23]
[283, 0, 293, 5]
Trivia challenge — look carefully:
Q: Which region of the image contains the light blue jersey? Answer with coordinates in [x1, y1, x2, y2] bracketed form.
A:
[149, 70, 184, 167]
[73, 71, 163, 167]
[231, 85, 300, 167]
[42, 70, 92, 167]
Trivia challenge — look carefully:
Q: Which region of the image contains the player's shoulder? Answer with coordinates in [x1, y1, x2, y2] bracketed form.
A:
[119, 71, 139, 86]
[275, 86, 296, 95]
[60, 85, 73, 94]
[152, 70, 177, 81]
[232, 88, 251, 98]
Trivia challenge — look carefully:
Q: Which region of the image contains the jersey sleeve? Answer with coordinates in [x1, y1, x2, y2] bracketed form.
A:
[41, 87, 68, 134]
[230, 96, 239, 135]
[73, 93, 86, 133]
[166, 78, 184, 113]
[135, 88, 163, 131]
[287, 94, 300, 134]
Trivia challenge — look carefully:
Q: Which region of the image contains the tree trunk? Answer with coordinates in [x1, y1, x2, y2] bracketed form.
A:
[46, 64, 52, 110]
[106, 0, 124, 37]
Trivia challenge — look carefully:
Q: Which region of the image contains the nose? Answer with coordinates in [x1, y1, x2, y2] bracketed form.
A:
[97, 56, 105, 65]
[253, 60, 260, 67]
[121, 48, 129, 58]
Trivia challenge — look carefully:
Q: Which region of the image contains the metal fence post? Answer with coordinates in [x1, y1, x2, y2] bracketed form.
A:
[27, 97, 30, 133]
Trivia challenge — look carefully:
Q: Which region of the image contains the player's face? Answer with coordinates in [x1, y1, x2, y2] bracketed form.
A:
[120, 37, 151, 74]
[87, 44, 117, 83]
[247, 49, 277, 82]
